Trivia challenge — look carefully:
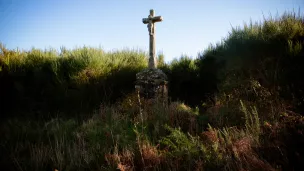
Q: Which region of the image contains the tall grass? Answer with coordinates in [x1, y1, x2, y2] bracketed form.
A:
[1, 10, 304, 170]
[1, 12, 304, 116]
[198, 11, 304, 113]
[2, 94, 293, 170]
[0, 45, 148, 118]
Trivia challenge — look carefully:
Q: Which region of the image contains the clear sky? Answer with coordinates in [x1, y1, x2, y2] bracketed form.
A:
[0, 0, 303, 62]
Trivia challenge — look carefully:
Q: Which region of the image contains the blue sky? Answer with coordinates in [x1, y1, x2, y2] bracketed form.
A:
[0, 0, 303, 62]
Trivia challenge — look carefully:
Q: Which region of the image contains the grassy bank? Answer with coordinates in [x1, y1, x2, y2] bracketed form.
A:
[1, 96, 303, 170]
[1, 11, 304, 170]
[0, 46, 148, 118]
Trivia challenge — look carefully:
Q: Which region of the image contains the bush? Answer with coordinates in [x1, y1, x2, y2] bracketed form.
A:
[197, 11, 304, 114]
[0, 45, 147, 118]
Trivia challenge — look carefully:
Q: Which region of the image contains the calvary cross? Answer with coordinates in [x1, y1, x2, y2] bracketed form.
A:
[142, 9, 163, 69]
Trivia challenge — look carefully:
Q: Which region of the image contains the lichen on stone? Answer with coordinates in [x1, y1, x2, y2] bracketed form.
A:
[135, 68, 168, 99]
[136, 68, 167, 85]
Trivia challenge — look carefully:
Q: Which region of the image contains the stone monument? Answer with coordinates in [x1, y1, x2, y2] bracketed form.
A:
[135, 9, 168, 101]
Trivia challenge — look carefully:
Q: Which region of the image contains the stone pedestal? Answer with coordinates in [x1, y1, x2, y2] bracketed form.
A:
[138, 10, 167, 105]
[135, 68, 168, 101]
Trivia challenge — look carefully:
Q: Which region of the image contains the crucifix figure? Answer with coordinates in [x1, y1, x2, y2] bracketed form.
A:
[142, 9, 163, 69]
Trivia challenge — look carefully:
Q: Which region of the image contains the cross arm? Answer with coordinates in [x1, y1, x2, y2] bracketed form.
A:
[142, 16, 163, 24]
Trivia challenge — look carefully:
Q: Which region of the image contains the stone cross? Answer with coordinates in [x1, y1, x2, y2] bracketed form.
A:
[142, 9, 163, 69]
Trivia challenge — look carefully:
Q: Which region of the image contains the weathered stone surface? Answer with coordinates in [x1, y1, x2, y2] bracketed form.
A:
[138, 10, 168, 103]
[142, 9, 163, 69]
[135, 68, 168, 99]
[136, 68, 167, 84]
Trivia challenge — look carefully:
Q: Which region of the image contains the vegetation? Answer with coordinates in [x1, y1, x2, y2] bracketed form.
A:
[0, 11, 304, 170]
[0, 46, 147, 118]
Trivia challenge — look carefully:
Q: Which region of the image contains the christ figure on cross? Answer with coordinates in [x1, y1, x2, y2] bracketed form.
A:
[147, 20, 154, 36]
[142, 9, 163, 69]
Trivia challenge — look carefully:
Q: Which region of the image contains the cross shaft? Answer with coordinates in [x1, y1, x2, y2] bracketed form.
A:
[142, 9, 163, 69]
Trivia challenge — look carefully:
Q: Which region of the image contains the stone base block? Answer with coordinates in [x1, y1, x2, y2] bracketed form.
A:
[135, 68, 168, 101]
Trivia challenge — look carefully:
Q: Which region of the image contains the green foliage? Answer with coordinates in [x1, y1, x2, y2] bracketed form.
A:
[1, 11, 304, 170]
[0, 93, 303, 170]
[157, 53, 165, 67]
[240, 100, 261, 143]
[0, 45, 147, 118]
[197, 11, 304, 113]
[3, 11, 303, 116]
[159, 101, 263, 170]
[165, 56, 203, 106]
[160, 125, 200, 157]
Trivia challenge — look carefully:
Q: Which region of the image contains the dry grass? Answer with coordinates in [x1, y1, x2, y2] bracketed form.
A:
[1, 11, 304, 171]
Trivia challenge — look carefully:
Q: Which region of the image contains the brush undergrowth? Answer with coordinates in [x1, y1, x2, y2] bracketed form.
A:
[0, 46, 148, 118]
[1, 11, 304, 170]
[2, 95, 302, 171]
[0, 95, 270, 171]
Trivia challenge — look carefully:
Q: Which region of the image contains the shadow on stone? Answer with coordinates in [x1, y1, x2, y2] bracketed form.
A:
[135, 68, 168, 102]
